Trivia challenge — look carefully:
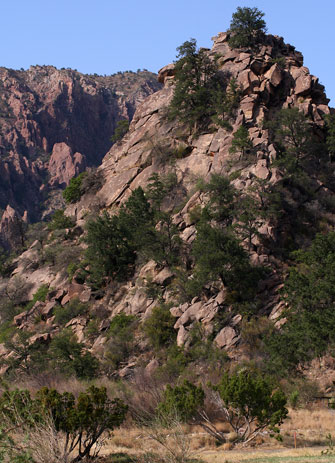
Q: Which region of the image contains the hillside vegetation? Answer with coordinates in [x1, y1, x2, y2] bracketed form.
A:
[0, 6, 334, 463]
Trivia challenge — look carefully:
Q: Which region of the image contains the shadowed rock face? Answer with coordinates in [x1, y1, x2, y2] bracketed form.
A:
[0, 66, 162, 220]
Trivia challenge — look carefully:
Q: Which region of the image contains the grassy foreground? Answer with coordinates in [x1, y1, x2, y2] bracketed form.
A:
[200, 448, 333, 463]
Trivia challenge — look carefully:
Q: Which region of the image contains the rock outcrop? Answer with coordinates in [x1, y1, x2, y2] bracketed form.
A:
[0, 205, 26, 250]
[48, 142, 86, 187]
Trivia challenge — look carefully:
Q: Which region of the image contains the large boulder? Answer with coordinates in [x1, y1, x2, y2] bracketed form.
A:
[0, 205, 25, 250]
[48, 142, 86, 187]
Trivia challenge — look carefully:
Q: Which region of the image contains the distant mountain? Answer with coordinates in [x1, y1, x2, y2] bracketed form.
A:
[0, 66, 161, 220]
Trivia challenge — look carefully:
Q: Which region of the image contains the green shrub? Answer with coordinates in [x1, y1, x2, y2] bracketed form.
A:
[103, 314, 138, 373]
[49, 329, 99, 379]
[111, 119, 129, 143]
[85, 319, 99, 340]
[67, 262, 79, 281]
[229, 124, 253, 158]
[25, 284, 49, 311]
[0, 321, 16, 344]
[63, 172, 87, 204]
[142, 304, 176, 350]
[158, 380, 205, 422]
[48, 209, 74, 231]
[85, 187, 155, 287]
[53, 298, 88, 325]
[108, 313, 137, 337]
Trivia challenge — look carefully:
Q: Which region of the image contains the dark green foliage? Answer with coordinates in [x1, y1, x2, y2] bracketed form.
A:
[63, 172, 87, 204]
[229, 124, 253, 158]
[200, 173, 237, 225]
[228, 7, 267, 49]
[48, 209, 75, 231]
[158, 380, 204, 422]
[25, 284, 49, 311]
[143, 304, 176, 350]
[235, 194, 263, 251]
[191, 222, 260, 301]
[111, 119, 129, 143]
[144, 211, 182, 267]
[3, 330, 49, 377]
[49, 329, 99, 379]
[108, 313, 137, 337]
[212, 368, 287, 442]
[186, 174, 265, 300]
[85, 211, 136, 286]
[85, 187, 155, 287]
[265, 232, 335, 373]
[53, 298, 88, 325]
[267, 108, 313, 172]
[211, 77, 241, 129]
[85, 184, 181, 287]
[103, 313, 138, 373]
[168, 38, 223, 130]
[118, 187, 154, 250]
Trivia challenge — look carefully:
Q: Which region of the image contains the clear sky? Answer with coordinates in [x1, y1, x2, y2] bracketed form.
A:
[2, 0, 334, 105]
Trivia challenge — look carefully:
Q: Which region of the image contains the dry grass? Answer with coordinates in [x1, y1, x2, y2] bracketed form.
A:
[101, 406, 335, 462]
[280, 408, 335, 447]
[199, 447, 334, 462]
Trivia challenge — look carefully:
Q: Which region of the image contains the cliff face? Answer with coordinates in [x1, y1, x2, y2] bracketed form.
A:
[0, 66, 161, 221]
[1, 32, 334, 379]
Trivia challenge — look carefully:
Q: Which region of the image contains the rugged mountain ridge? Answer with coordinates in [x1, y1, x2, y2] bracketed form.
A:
[1, 31, 334, 381]
[0, 66, 161, 224]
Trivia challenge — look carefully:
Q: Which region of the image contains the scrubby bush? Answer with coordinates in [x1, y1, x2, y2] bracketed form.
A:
[53, 298, 88, 325]
[143, 304, 176, 350]
[25, 284, 49, 311]
[63, 172, 87, 204]
[103, 314, 138, 374]
[80, 167, 104, 193]
[158, 380, 205, 422]
[229, 124, 253, 158]
[0, 385, 127, 463]
[85, 211, 137, 287]
[49, 329, 99, 379]
[111, 119, 130, 143]
[47, 209, 74, 231]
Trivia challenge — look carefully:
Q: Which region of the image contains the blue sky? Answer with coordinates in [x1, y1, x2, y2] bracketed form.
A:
[2, 0, 335, 104]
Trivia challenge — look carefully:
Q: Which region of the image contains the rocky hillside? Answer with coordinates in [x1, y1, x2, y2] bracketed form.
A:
[1, 30, 335, 388]
[0, 66, 161, 223]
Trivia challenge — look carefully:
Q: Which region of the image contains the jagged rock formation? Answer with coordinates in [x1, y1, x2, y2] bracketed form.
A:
[0, 66, 161, 221]
[1, 32, 334, 378]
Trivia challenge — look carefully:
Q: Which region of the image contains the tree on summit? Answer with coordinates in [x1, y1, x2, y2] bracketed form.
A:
[228, 7, 267, 49]
[168, 38, 221, 130]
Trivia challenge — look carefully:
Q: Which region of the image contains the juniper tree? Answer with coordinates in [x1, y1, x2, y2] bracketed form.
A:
[228, 7, 267, 49]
